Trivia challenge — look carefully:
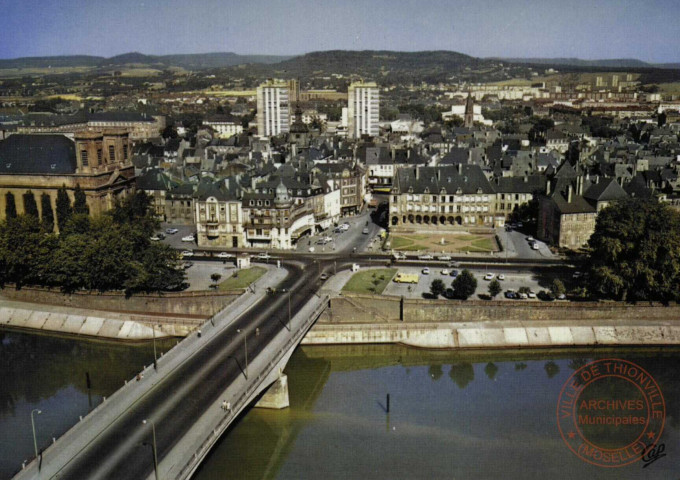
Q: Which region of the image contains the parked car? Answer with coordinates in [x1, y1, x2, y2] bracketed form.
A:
[528, 291, 537, 299]
[441, 269, 450, 276]
[150, 235, 161, 241]
[497, 274, 505, 281]
[484, 273, 495, 281]
[526, 236, 534, 242]
[180, 250, 194, 257]
[531, 242, 540, 250]
[438, 255, 452, 261]
[393, 252, 406, 260]
[422, 267, 430, 275]
[450, 269, 459, 278]
[320, 273, 329, 281]
[166, 228, 179, 234]
[256, 253, 271, 259]
[557, 293, 567, 300]
[217, 252, 233, 259]
[182, 261, 194, 269]
[518, 292, 528, 299]
[362, 227, 370, 234]
[573, 271, 582, 279]
[505, 290, 517, 299]
[182, 235, 195, 242]
[418, 254, 434, 260]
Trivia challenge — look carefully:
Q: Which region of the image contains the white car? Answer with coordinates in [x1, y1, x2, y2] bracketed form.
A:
[484, 273, 495, 281]
[150, 235, 161, 241]
[531, 242, 540, 250]
[418, 254, 434, 260]
[422, 267, 430, 275]
[165, 228, 179, 234]
[217, 252, 233, 259]
[441, 269, 450, 276]
[497, 274, 505, 281]
[256, 253, 271, 259]
[526, 236, 534, 242]
[438, 255, 452, 261]
[180, 250, 194, 257]
[528, 291, 537, 299]
[182, 235, 195, 242]
[308, 246, 315, 252]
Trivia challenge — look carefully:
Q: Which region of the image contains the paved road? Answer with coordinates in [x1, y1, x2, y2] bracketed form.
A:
[51, 260, 332, 480]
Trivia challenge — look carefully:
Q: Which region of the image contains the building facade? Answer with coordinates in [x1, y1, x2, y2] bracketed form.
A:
[348, 82, 380, 139]
[256, 80, 290, 137]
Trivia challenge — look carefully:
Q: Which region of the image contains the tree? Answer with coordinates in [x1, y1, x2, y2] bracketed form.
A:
[23, 191, 39, 218]
[73, 184, 89, 215]
[5, 192, 16, 219]
[488, 279, 502, 299]
[587, 198, 680, 302]
[429, 278, 446, 298]
[210, 273, 222, 286]
[40, 193, 54, 232]
[451, 269, 477, 300]
[55, 186, 72, 232]
[550, 279, 566, 298]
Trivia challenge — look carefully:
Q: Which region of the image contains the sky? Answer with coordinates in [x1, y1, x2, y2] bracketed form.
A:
[0, 0, 679, 62]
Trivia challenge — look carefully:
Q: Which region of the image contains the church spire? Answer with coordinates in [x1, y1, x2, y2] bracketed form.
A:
[464, 91, 475, 128]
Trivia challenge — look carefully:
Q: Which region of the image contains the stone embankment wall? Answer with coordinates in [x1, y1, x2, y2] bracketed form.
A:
[303, 293, 680, 349]
[0, 286, 241, 317]
[320, 294, 680, 324]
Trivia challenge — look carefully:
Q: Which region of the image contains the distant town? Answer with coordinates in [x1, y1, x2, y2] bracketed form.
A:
[0, 50, 679, 301]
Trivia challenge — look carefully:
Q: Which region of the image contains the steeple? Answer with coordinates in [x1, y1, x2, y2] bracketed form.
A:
[464, 91, 475, 128]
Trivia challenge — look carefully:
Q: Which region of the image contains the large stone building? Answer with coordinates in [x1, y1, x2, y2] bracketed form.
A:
[537, 164, 628, 249]
[0, 132, 135, 226]
[389, 164, 499, 231]
[194, 178, 244, 248]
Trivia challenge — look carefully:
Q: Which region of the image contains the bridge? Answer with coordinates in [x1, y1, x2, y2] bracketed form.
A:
[13, 260, 333, 480]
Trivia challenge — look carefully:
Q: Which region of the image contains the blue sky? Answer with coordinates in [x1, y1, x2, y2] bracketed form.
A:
[0, 0, 678, 62]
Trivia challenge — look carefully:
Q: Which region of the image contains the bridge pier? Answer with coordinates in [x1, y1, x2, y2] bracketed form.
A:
[255, 372, 290, 409]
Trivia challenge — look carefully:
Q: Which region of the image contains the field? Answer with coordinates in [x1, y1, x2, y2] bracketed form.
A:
[342, 268, 397, 294]
[388, 233, 498, 253]
[218, 267, 266, 290]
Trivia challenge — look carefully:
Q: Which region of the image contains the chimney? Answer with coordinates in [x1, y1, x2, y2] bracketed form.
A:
[415, 167, 420, 180]
[567, 184, 573, 203]
[457, 163, 462, 174]
[437, 169, 441, 181]
[546, 179, 551, 195]
[523, 175, 528, 183]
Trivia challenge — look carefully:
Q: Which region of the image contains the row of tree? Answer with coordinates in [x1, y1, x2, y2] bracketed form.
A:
[5, 185, 89, 233]
[0, 191, 185, 295]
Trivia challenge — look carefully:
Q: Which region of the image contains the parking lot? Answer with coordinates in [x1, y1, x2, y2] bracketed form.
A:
[380, 266, 550, 300]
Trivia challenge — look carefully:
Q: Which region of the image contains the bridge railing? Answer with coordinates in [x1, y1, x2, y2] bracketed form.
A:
[174, 294, 329, 480]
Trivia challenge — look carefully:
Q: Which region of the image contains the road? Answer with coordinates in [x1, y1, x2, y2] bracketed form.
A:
[53, 260, 329, 480]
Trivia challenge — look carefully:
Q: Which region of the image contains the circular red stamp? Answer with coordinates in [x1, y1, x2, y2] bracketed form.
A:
[556, 358, 666, 467]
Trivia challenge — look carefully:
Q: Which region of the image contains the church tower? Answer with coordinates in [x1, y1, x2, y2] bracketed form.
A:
[464, 92, 475, 128]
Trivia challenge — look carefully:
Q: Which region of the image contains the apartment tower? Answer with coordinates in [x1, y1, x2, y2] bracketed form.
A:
[256, 80, 290, 136]
[347, 81, 379, 139]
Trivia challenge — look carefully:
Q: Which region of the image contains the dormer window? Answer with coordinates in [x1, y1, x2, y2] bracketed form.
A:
[456, 188, 462, 194]
[477, 188, 483, 194]
[6, 163, 11, 169]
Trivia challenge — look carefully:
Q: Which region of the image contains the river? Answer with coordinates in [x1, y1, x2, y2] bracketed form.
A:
[1, 328, 678, 479]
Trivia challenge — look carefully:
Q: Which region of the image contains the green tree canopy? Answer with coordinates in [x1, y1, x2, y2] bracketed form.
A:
[452, 269, 477, 300]
[55, 186, 72, 232]
[23, 191, 39, 218]
[488, 279, 502, 298]
[73, 184, 89, 215]
[429, 278, 446, 298]
[5, 192, 17, 219]
[587, 198, 680, 303]
[40, 193, 54, 232]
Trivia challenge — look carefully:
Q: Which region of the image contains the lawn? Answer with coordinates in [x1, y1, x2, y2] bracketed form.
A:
[342, 268, 397, 295]
[218, 267, 266, 290]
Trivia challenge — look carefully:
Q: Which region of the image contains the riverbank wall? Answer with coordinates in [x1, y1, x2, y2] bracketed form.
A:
[301, 294, 680, 349]
[0, 286, 241, 317]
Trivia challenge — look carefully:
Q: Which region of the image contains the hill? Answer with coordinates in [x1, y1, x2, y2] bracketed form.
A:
[0, 52, 292, 71]
[497, 57, 676, 69]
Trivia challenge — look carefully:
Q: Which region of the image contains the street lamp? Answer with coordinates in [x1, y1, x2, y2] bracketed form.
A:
[152, 324, 158, 370]
[30, 409, 41, 460]
[142, 419, 159, 480]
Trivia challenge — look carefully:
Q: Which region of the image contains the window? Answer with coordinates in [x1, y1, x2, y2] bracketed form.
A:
[108, 145, 115, 162]
[123, 144, 128, 160]
[97, 149, 102, 163]
[81, 150, 88, 166]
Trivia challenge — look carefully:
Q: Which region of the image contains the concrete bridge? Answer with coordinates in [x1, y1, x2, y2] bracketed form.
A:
[13, 261, 331, 480]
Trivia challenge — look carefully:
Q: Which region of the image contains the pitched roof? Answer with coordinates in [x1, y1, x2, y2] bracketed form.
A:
[394, 165, 494, 195]
[0, 134, 76, 174]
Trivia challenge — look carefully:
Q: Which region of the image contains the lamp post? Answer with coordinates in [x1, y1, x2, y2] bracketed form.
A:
[30, 409, 41, 460]
[142, 419, 159, 480]
[152, 324, 158, 370]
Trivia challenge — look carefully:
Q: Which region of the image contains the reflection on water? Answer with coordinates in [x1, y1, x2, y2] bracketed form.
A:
[195, 345, 680, 480]
[0, 328, 174, 479]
